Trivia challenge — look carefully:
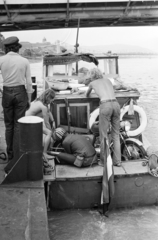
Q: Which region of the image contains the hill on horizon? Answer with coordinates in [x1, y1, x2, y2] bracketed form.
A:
[79, 44, 155, 54]
[19, 41, 157, 56]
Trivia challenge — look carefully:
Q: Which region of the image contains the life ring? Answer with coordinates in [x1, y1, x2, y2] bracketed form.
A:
[120, 105, 147, 137]
[89, 105, 147, 137]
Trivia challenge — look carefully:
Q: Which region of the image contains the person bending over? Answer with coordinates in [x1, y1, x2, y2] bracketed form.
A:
[52, 128, 98, 167]
[85, 68, 121, 167]
[26, 88, 56, 160]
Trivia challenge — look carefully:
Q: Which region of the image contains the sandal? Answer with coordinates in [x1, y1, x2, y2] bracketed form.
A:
[114, 163, 121, 167]
[43, 162, 54, 169]
[44, 167, 54, 175]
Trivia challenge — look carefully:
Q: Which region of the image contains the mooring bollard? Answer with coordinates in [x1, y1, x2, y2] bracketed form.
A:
[18, 116, 43, 181]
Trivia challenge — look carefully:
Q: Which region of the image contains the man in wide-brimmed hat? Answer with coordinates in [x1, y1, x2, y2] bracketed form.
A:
[0, 36, 32, 170]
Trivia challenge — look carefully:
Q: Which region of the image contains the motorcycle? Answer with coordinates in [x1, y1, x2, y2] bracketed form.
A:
[90, 119, 147, 161]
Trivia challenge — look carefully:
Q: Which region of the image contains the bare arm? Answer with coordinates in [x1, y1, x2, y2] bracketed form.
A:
[85, 84, 93, 97]
[41, 105, 51, 130]
[48, 109, 56, 129]
[25, 60, 33, 103]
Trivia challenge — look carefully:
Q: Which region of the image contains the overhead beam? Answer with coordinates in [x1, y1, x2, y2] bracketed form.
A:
[1, 5, 158, 14]
[0, 0, 147, 4]
[1, 9, 158, 23]
[0, 0, 158, 31]
[65, 0, 69, 27]
[3, 0, 11, 21]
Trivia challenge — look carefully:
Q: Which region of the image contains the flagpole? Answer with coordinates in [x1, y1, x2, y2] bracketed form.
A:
[74, 18, 80, 75]
[101, 138, 115, 216]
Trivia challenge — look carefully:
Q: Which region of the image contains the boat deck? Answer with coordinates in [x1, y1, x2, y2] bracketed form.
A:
[43, 159, 148, 182]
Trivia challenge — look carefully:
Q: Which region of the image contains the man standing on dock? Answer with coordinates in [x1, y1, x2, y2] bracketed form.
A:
[0, 36, 32, 167]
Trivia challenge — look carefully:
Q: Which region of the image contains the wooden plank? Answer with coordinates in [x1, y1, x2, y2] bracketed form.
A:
[114, 165, 126, 176]
[53, 91, 140, 100]
[0, 0, 145, 5]
[56, 164, 103, 180]
[55, 163, 126, 180]
[43, 160, 149, 183]
[122, 161, 148, 175]
[46, 161, 148, 182]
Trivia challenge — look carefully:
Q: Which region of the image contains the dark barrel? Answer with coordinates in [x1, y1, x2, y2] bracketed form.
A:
[18, 116, 43, 181]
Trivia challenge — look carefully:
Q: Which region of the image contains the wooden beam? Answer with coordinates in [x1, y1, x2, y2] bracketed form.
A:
[1, 5, 158, 14]
[1, 8, 158, 24]
[0, 0, 146, 5]
[3, 0, 11, 21]
[65, 0, 69, 27]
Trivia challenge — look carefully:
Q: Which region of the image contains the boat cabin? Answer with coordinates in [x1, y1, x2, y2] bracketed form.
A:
[42, 52, 141, 137]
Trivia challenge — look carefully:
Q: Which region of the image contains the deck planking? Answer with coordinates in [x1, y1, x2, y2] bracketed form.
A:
[44, 160, 148, 182]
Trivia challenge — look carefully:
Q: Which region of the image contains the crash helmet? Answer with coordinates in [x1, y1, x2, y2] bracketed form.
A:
[54, 127, 67, 141]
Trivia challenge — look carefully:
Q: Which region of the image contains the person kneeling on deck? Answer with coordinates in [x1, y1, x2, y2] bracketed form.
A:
[52, 128, 98, 167]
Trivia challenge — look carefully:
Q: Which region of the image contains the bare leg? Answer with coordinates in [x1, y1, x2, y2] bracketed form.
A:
[57, 152, 76, 165]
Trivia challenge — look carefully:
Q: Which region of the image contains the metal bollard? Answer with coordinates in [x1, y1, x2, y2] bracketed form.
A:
[18, 116, 43, 181]
[31, 76, 37, 101]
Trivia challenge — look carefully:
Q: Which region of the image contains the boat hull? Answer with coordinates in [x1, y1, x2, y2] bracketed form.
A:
[48, 162, 158, 210]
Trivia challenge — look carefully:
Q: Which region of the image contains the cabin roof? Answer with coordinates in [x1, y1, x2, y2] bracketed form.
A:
[0, 1, 158, 32]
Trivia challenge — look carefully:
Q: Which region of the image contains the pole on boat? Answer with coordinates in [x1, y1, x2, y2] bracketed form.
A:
[74, 18, 80, 75]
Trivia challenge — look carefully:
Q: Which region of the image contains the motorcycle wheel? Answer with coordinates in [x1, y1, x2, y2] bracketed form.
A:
[121, 140, 147, 161]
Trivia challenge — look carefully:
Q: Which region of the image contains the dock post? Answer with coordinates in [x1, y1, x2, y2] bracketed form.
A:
[48, 65, 54, 77]
[109, 59, 116, 74]
[43, 63, 46, 91]
[65, 65, 68, 75]
[68, 64, 72, 76]
[2, 116, 43, 184]
[103, 59, 108, 75]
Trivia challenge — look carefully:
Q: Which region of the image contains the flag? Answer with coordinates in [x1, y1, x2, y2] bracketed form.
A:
[101, 138, 115, 205]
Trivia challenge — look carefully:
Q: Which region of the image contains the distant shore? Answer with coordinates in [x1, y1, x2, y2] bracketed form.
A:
[118, 54, 158, 59]
[24, 53, 158, 62]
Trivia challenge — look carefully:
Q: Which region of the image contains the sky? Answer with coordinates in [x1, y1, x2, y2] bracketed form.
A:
[2, 26, 158, 51]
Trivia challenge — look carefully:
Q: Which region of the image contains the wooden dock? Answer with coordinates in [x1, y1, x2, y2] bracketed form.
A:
[0, 96, 50, 240]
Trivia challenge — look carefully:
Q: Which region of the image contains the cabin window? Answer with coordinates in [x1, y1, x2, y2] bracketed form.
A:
[57, 103, 90, 133]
